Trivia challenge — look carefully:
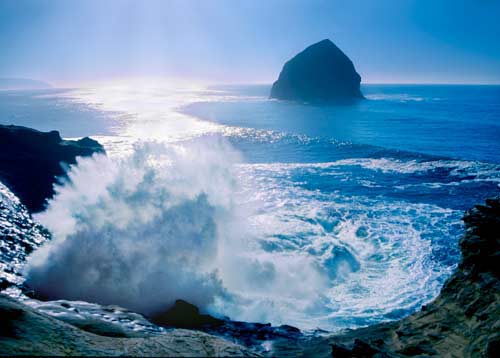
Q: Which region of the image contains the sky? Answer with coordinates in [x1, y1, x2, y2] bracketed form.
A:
[1, 0, 500, 85]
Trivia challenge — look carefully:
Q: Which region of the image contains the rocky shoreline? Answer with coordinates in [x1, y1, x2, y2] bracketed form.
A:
[145, 196, 500, 358]
[327, 197, 500, 357]
[0, 125, 498, 356]
[1, 194, 498, 357]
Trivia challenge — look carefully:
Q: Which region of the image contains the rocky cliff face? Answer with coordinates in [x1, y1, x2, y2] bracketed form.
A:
[329, 197, 500, 357]
[0, 125, 104, 213]
[270, 39, 363, 102]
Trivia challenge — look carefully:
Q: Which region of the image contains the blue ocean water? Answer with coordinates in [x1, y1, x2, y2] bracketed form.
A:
[185, 84, 500, 164]
[182, 84, 500, 211]
[1, 84, 499, 331]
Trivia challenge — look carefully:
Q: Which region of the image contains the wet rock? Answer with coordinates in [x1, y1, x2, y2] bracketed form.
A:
[0, 182, 51, 292]
[25, 298, 165, 338]
[0, 294, 259, 357]
[151, 299, 305, 356]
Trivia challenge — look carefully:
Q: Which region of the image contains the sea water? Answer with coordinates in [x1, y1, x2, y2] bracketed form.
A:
[1, 83, 499, 331]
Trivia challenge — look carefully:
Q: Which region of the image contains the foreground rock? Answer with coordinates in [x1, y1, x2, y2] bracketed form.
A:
[329, 197, 500, 357]
[0, 125, 104, 213]
[270, 39, 363, 102]
[0, 294, 259, 357]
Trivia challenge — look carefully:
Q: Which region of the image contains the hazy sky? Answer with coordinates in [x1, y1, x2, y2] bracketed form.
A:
[1, 0, 499, 85]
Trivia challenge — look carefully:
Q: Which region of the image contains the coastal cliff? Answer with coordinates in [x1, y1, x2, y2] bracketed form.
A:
[0, 125, 104, 213]
[270, 39, 363, 102]
[328, 197, 500, 357]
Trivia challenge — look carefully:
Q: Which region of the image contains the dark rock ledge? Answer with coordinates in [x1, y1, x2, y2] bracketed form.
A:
[328, 196, 500, 357]
[0, 125, 104, 213]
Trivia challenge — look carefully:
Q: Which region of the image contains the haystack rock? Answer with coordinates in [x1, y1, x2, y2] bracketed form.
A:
[270, 39, 363, 102]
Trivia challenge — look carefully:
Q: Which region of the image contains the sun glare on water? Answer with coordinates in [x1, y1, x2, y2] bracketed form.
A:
[60, 79, 228, 154]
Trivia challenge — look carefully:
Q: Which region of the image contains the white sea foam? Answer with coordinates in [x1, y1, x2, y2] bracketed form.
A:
[226, 163, 463, 329]
[24, 138, 332, 323]
[26, 138, 242, 314]
[245, 157, 500, 181]
[366, 93, 441, 102]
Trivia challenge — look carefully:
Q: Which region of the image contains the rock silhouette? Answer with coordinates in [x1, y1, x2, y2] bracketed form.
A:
[270, 39, 363, 102]
[0, 125, 104, 213]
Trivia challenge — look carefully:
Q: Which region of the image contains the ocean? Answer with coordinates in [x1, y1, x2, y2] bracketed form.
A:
[1, 83, 499, 332]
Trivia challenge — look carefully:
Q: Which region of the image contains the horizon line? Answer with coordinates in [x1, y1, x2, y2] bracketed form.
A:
[3, 77, 500, 88]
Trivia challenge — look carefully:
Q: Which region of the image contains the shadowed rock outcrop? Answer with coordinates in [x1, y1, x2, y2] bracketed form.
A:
[0, 125, 104, 213]
[329, 196, 500, 357]
[270, 39, 363, 102]
[151, 299, 223, 329]
[151, 300, 304, 355]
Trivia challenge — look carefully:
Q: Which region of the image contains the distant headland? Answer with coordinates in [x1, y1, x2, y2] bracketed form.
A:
[0, 78, 52, 90]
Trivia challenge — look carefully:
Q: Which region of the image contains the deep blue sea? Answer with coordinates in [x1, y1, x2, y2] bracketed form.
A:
[1, 84, 499, 331]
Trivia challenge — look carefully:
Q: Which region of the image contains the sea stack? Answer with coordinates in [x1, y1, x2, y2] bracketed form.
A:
[270, 39, 363, 102]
